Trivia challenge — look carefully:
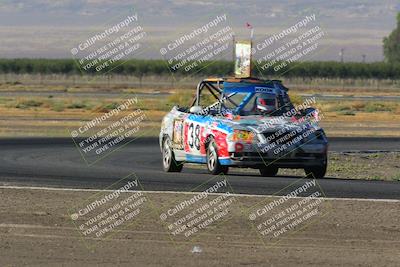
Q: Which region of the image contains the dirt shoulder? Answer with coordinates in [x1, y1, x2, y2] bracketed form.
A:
[0, 187, 399, 266]
[278, 152, 400, 181]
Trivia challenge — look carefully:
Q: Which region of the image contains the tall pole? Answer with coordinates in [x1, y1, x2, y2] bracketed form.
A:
[340, 48, 345, 63]
[249, 24, 254, 78]
[250, 30, 253, 78]
[232, 34, 235, 75]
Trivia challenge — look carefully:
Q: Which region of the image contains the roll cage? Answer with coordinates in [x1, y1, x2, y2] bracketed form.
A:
[189, 77, 290, 115]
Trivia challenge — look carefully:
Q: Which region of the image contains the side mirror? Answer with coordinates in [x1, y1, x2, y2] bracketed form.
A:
[189, 105, 204, 114]
[304, 107, 317, 116]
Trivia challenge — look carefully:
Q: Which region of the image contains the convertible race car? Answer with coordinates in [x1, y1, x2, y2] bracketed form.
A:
[160, 77, 328, 178]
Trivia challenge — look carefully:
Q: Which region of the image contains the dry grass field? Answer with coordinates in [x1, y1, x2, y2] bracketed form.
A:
[0, 74, 399, 137]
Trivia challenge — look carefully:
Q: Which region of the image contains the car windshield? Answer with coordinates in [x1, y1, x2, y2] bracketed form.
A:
[220, 92, 293, 116]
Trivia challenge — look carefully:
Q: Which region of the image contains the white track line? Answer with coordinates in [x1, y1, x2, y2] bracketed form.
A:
[0, 185, 399, 203]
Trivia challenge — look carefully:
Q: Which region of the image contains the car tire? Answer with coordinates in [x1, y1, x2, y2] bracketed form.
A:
[162, 137, 183, 172]
[259, 166, 279, 177]
[206, 139, 228, 175]
[304, 158, 327, 179]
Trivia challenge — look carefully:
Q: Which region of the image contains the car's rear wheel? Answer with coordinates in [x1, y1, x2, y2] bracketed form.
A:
[206, 139, 228, 175]
[162, 137, 183, 172]
[304, 157, 327, 179]
[259, 166, 279, 177]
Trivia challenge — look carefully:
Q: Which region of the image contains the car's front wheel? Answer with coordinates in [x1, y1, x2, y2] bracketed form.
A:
[162, 137, 183, 172]
[259, 166, 279, 177]
[304, 157, 327, 179]
[206, 139, 228, 175]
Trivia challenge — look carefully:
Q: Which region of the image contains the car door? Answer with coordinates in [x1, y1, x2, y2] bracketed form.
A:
[183, 114, 210, 163]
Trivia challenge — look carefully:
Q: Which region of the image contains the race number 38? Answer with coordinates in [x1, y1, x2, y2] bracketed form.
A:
[187, 122, 201, 150]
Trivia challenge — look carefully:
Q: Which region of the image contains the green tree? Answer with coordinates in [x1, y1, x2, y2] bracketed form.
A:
[383, 13, 400, 63]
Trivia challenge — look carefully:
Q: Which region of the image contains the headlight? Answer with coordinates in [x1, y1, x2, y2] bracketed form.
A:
[229, 130, 254, 142]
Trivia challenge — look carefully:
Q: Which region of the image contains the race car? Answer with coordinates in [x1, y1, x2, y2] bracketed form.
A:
[160, 77, 328, 178]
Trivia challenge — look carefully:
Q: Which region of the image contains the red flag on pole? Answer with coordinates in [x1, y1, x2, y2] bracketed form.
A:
[246, 22, 254, 39]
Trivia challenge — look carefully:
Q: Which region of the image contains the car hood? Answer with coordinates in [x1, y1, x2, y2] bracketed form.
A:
[215, 115, 317, 133]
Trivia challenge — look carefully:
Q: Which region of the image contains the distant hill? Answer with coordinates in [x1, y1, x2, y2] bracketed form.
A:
[0, 0, 398, 61]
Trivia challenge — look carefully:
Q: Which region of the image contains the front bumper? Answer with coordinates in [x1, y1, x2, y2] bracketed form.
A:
[224, 143, 327, 168]
[228, 152, 326, 168]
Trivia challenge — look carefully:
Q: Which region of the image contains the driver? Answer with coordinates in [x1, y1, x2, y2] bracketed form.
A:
[254, 94, 277, 114]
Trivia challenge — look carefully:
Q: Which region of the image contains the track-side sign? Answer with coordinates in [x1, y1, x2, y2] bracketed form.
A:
[234, 41, 252, 78]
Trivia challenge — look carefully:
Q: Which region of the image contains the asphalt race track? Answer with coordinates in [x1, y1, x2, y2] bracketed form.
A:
[0, 137, 399, 199]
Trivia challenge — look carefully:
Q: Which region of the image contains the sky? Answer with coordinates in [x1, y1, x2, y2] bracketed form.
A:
[0, 0, 399, 62]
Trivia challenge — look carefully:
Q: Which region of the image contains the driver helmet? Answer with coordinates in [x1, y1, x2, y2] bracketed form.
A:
[255, 94, 276, 114]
